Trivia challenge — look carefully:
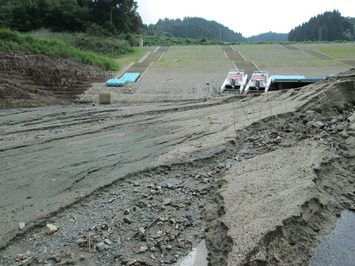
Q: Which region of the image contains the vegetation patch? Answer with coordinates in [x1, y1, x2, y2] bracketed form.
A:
[318, 47, 355, 60]
[139, 34, 225, 46]
[289, 10, 354, 41]
[0, 29, 118, 70]
[233, 43, 350, 77]
[31, 30, 135, 57]
[143, 17, 245, 42]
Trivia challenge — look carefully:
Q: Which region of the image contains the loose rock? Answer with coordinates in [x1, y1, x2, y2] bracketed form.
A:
[313, 121, 326, 129]
[96, 242, 106, 252]
[123, 217, 133, 224]
[46, 224, 58, 234]
[163, 198, 173, 205]
[138, 246, 148, 253]
[104, 239, 112, 245]
[18, 222, 25, 230]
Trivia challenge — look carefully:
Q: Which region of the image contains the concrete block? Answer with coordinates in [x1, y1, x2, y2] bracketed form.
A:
[99, 93, 112, 104]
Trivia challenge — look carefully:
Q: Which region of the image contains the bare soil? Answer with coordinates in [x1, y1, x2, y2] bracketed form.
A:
[0, 51, 107, 109]
[0, 48, 354, 266]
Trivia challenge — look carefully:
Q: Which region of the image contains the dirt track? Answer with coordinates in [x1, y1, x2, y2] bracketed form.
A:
[0, 46, 355, 265]
[220, 45, 259, 77]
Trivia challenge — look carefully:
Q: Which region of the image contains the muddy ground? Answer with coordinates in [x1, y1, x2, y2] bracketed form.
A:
[0, 47, 354, 265]
[0, 51, 107, 109]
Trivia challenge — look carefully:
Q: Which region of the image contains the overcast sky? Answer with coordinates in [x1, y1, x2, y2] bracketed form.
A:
[135, 0, 354, 37]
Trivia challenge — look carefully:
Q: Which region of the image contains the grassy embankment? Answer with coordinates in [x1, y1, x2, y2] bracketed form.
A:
[156, 45, 230, 70]
[139, 34, 225, 46]
[234, 43, 352, 77]
[0, 28, 145, 70]
[295, 43, 355, 59]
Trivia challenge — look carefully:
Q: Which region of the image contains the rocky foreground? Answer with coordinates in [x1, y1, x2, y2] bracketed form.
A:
[0, 62, 354, 265]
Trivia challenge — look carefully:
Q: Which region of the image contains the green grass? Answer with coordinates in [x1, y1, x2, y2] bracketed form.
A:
[139, 34, 225, 46]
[0, 28, 120, 70]
[115, 46, 154, 70]
[235, 43, 346, 68]
[294, 43, 355, 60]
[153, 46, 230, 70]
[318, 48, 355, 59]
[230, 43, 350, 78]
[31, 29, 135, 57]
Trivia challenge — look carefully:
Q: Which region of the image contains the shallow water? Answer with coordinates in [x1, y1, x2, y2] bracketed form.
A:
[174, 240, 208, 266]
[309, 210, 355, 266]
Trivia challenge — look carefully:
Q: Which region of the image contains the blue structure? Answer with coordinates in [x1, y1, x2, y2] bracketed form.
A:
[270, 75, 306, 81]
[270, 75, 322, 83]
[267, 75, 323, 91]
[106, 73, 140, 86]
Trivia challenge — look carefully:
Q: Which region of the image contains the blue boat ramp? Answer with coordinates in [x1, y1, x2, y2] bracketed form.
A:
[106, 73, 140, 86]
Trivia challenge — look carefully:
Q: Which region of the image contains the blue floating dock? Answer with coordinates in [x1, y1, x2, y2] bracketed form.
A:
[270, 75, 323, 83]
[271, 75, 323, 82]
[271, 75, 306, 81]
[106, 73, 140, 86]
[267, 75, 324, 91]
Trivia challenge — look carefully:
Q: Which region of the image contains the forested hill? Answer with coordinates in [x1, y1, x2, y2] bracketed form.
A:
[0, 0, 142, 34]
[247, 32, 288, 42]
[288, 10, 354, 41]
[144, 17, 246, 42]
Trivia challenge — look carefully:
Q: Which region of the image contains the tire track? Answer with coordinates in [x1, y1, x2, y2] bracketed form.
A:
[1, 98, 236, 152]
[220, 45, 260, 77]
[280, 44, 354, 67]
[125, 46, 170, 76]
[220, 45, 246, 61]
[339, 59, 355, 67]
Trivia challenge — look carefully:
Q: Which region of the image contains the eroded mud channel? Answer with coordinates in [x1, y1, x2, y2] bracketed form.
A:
[0, 138, 233, 265]
[1, 66, 354, 265]
[1, 103, 354, 265]
[0, 161, 225, 265]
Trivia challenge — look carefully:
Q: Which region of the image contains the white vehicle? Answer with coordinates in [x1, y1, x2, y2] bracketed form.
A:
[220, 69, 248, 93]
[244, 71, 270, 93]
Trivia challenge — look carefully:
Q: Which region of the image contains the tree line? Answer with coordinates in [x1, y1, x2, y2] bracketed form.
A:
[144, 13, 354, 43]
[0, 0, 143, 34]
[288, 10, 354, 41]
[1, 2, 353, 43]
[247, 32, 288, 42]
[143, 17, 246, 42]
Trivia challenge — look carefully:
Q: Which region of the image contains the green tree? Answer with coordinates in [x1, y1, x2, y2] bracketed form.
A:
[146, 17, 245, 42]
[88, 0, 142, 34]
[288, 10, 354, 41]
[1, 0, 142, 34]
[45, 0, 86, 32]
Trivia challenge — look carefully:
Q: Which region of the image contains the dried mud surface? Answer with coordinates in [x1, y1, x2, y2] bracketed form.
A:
[0, 48, 354, 265]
